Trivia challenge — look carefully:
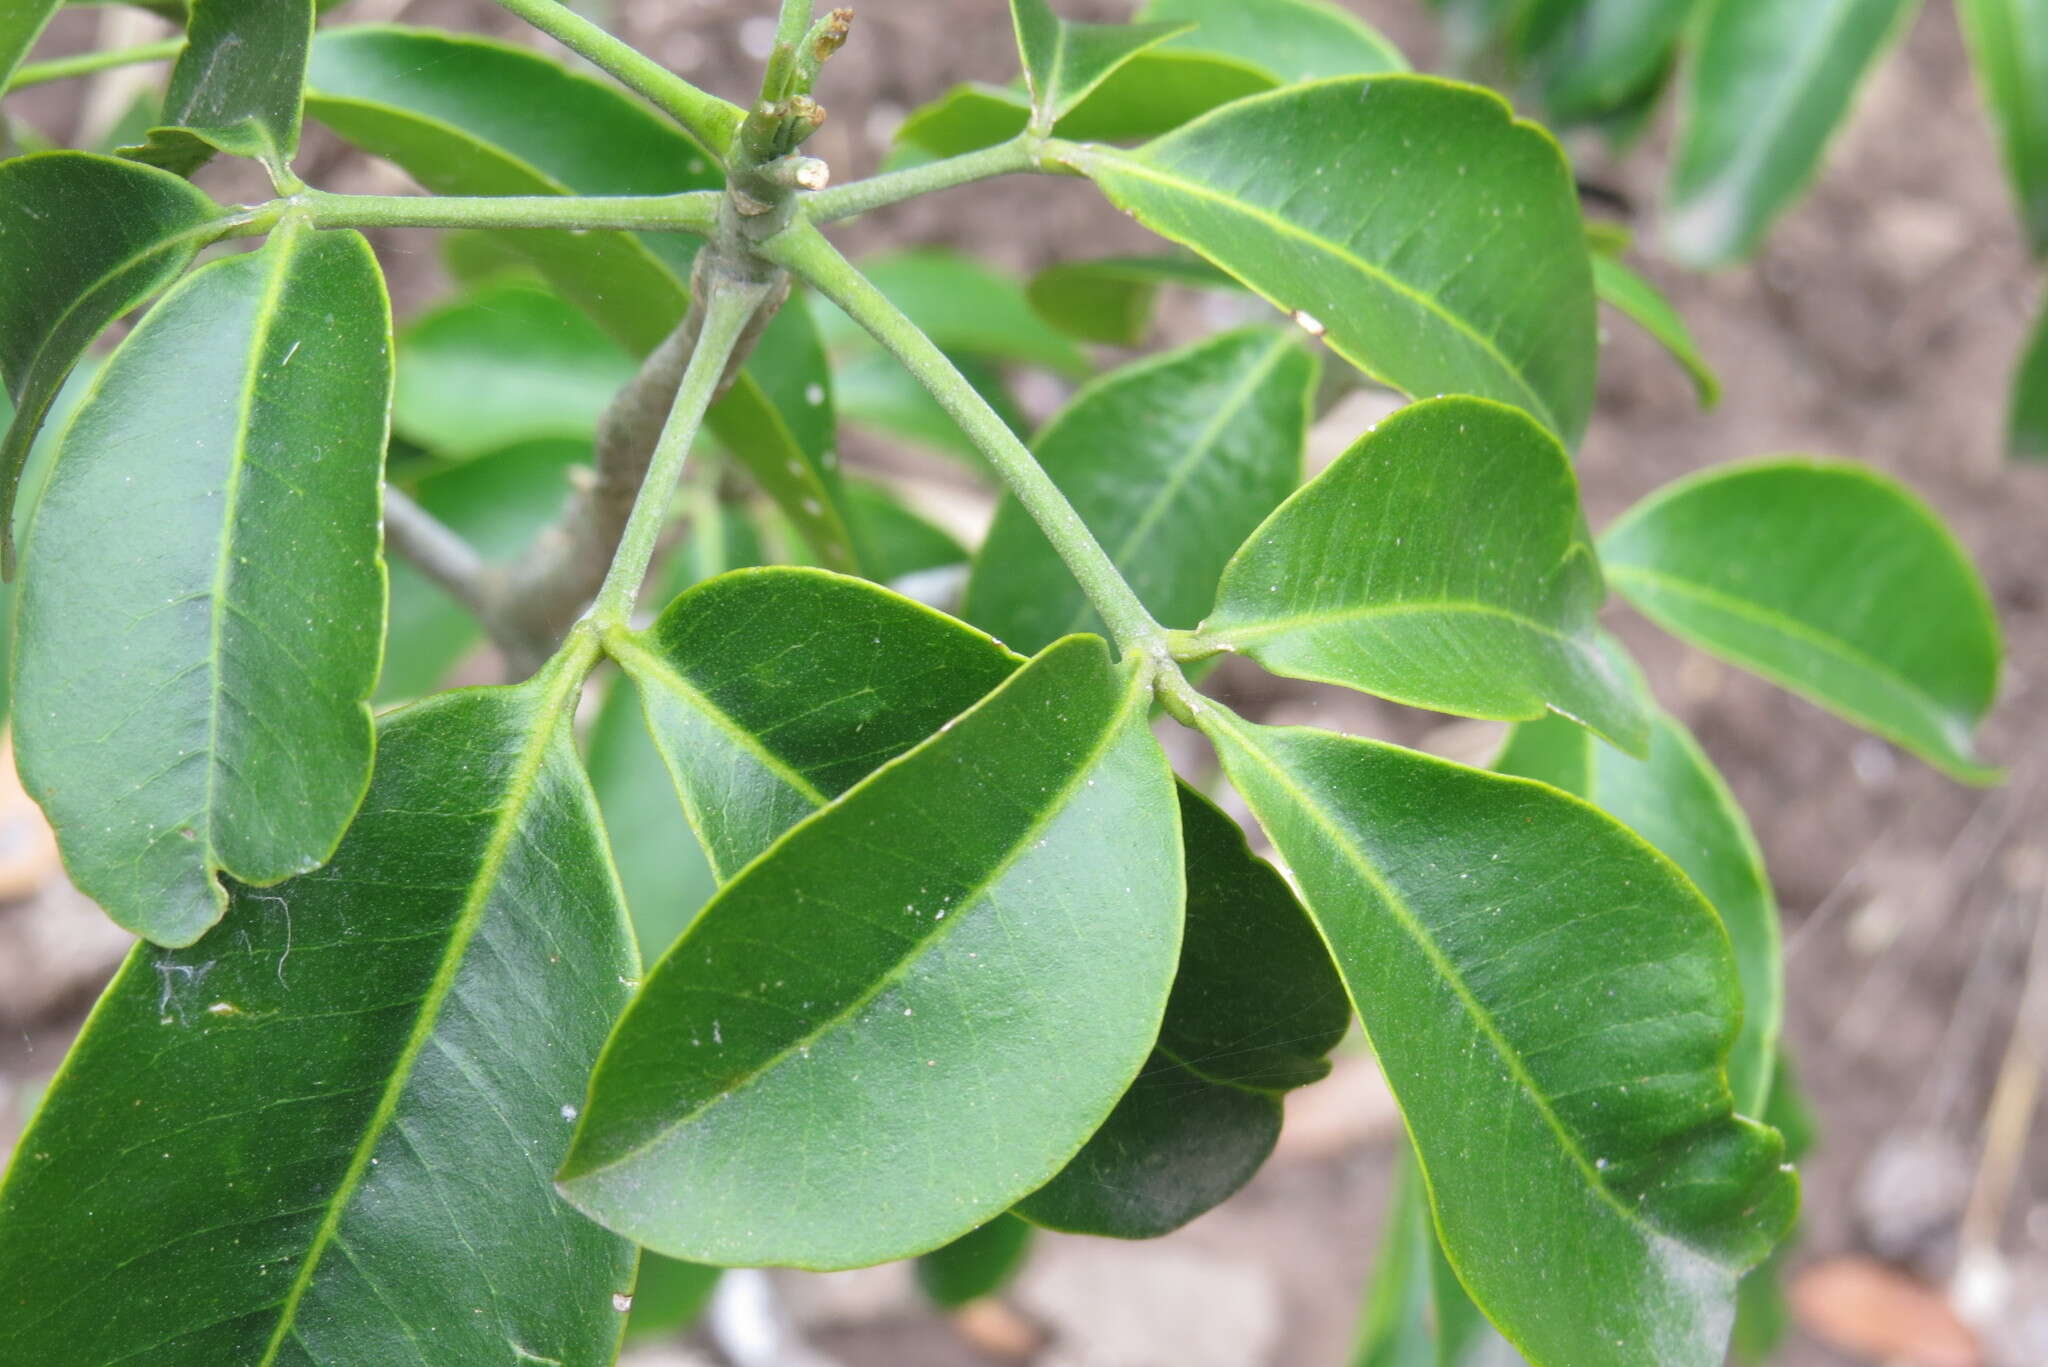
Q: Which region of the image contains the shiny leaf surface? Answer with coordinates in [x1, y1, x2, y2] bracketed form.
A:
[121, 0, 313, 176]
[1201, 708, 1797, 1367]
[1196, 396, 1647, 753]
[1601, 458, 2002, 782]
[0, 151, 219, 572]
[1139, 0, 1407, 81]
[1074, 76, 1597, 443]
[967, 327, 1314, 655]
[561, 636, 1184, 1269]
[1592, 253, 1720, 408]
[16, 223, 388, 945]
[0, 673, 638, 1363]
[1011, 0, 1191, 130]
[1666, 0, 1915, 266]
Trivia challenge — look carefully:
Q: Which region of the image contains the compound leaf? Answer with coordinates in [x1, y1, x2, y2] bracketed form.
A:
[16, 221, 388, 946]
[1195, 396, 1648, 754]
[967, 326, 1314, 656]
[1200, 709, 1798, 1367]
[1601, 458, 2002, 783]
[0, 151, 220, 573]
[560, 636, 1184, 1269]
[1666, 0, 1916, 266]
[121, 0, 314, 177]
[1073, 76, 1597, 445]
[0, 672, 638, 1364]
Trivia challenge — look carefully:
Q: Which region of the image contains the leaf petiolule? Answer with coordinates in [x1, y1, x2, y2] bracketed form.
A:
[1195, 395, 1648, 754]
[1138, 0, 1407, 82]
[0, 151, 221, 575]
[966, 326, 1315, 655]
[1010, 0, 1192, 132]
[0, 673, 638, 1364]
[1665, 0, 1916, 266]
[1199, 708, 1798, 1367]
[1600, 458, 2003, 783]
[1072, 75, 1598, 444]
[559, 635, 1185, 1269]
[120, 0, 315, 177]
[1497, 697, 1782, 1117]
[15, 220, 388, 946]
[1015, 784, 1348, 1238]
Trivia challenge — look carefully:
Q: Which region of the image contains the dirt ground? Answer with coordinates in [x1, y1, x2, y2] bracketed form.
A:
[3, 3, 2045, 1366]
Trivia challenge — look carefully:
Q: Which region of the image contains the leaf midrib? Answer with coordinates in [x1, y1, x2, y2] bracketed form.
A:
[1208, 594, 1585, 650]
[256, 683, 575, 1364]
[1084, 145, 1557, 433]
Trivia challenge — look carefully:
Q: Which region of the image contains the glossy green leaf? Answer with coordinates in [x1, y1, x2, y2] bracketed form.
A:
[1731, 1058, 1817, 1363]
[1601, 458, 2003, 782]
[0, 359, 100, 733]
[1075, 76, 1597, 444]
[917, 1214, 1035, 1309]
[1016, 784, 1348, 1238]
[561, 635, 1183, 1269]
[1352, 1156, 1515, 1367]
[1, 3, 60, 91]
[0, 673, 639, 1363]
[588, 674, 718, 959]
[306, 26, 856, 569]
[16, 222, 388, 947]
[121, 0, 313, 177]
[1591, 253, 1720, 407]
[626, 1256, 721, 1342]
[1199, 709, 1798, 1367]
[1526, 0, 1692, 125]
[967, 327, 1315, 656]
[1011, 0, 1191, 130]
[393, 280, 636, 459]
[818, 249, 1088, 376]
[1960, 0, 2048, 254]
[895, 51, 1275, 159]
[381, 438, 584, 703]
[1496, 700, 1780, 1116]
[1194, 396, 1648, 754]
[1139, 0, 1407, 81]
[1666, 0, 1915, 266]
[0, 151, 220, 573]
[1027, 253, 1237, 346]
[611, 568, 1020, 883]
[2011, 296, 2048, 461]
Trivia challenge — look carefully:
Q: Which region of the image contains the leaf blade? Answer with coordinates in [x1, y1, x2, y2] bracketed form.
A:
[1011, 0, 1192, 130]
[121, 0, 314, 176]
[1592, 253, 1720, 408]
[1138, 0, 1408, 82]
[1958, 0, 2048, 255]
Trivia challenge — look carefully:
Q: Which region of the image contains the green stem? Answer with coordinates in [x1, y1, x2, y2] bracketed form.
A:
[764, 220, 1166, 659]
[7, 38, 184, 92]
[803, 135, 1045, 223]
[289, 189, 722, 234]
[486, 0, 744, 159]
[589, 282, 769, 626]
[773, 0, 817, 58]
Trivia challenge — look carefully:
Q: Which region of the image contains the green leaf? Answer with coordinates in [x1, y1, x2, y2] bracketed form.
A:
[626, 1256, 721, 1342]
[1666, 0, 1916, 266]
[1959, 0, 2048, 254]
[393, 280, 637, 459]
[1194, 396, 1648, 754]
[895, 51, 1276, 159]
[0, 151, 220, 574]
[1731, 1058, 1818, 1363]
[1139, 0, 1408, 81]
[1026, 254, 1238, 346]
[1525, 0, 1692, 125]
[381, 438, 586, 703]
[16, 222, 388, 946]
[917, 1214, 1036, 1309]
[305, 26, 856, 570]
[2011, 296, 2048, 461]
[1198, 708, 1798, 1367]
[1591, 253, 1720, 408]
[842, 478, 967, 583]
[1016, 784, 1348, 1238]
[1601, 458, 2003, 783]
[561, 635, 1184, 1269]
[610, 568, 1020, 883]
[1074, 76, 1598, 445]
[1496, 699, 1781, 1116]
[0, 2, 61, 90]
[588, 673, 718, 959]
[967, 327, 1316, 656]
[1010, 0, 1192, 132]
[0, 672, 639, 1363]
[817, 249, 1088, 376]
[1352, 1155, 1515, 1367]
[120, 0, 313, 177]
